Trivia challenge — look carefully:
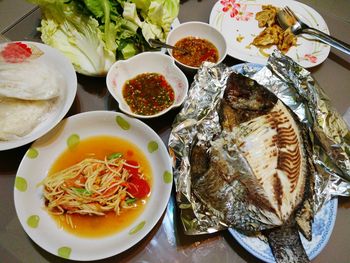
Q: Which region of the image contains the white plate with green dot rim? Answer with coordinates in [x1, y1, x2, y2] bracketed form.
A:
[14, 111, 173, 261]
[209, 0, 330, 67]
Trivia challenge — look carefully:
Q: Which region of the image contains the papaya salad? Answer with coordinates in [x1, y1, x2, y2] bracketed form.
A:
[40, 153, 150, 217]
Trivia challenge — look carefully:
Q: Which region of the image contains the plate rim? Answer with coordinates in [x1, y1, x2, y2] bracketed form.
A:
[228, 198, 338, 263]
[0, 41, 77, 151]
[13, 110, 173, 261]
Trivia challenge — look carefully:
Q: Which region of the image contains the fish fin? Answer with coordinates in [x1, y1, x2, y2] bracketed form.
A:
[190, 143, 210, 179]
[296, 128, 315, 241]
[264, 222, 310, 263]
[295, 198, 313, 241]
[219, 101, 238, 131]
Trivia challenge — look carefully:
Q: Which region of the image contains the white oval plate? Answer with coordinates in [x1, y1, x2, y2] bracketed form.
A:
[209, 0, 330, 67]
[229, 198, 337, 262]
[0, 41, 77, 151]
[14, 111, 173, 261]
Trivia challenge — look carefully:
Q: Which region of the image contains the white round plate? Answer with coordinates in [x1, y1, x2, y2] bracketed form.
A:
[209, 0, 330, 67]
[229, 198, 337, 262]
[0, 41, 77, 151]
[14, 111, 173, 261]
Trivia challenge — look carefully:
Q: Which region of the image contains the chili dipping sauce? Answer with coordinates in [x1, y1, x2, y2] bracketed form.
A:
[173, 36, 219, 67]
[122, 73, 175, 116]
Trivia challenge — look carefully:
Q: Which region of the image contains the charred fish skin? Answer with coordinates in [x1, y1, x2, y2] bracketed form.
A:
[224, 72, 277, 112]
[220, 101, 308, 227]
[220, 72, 279, 133]
[221, 73, 309, 226]
[190, 143, 210, 180]
[220, 72, 278, 132]
[189, 72, 313, 262]
[191, 101, 311, 232]
[191, 140, 281, 232]
[265, 221, 310, 263]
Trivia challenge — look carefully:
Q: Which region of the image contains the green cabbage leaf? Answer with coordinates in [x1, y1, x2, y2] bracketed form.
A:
[27, 0, 179, 76]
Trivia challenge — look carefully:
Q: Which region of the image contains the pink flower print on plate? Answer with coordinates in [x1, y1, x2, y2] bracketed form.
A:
[235, 4, 254, 21]
[304, 54, 318, 63]
[220, 0, 241, 18]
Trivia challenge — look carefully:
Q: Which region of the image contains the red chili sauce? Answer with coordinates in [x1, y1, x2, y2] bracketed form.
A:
[122, 73, 175, 116]
[173, 36, 219, 67]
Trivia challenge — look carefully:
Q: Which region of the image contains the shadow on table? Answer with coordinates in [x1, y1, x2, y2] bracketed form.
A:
[338, 196, 350, 209]
[77, 74, 108, 98]
[170, 192, 263, 263]
[105, 92, 181, 145]
[0, 145, 29, 174]
[328, 51, 350, 70]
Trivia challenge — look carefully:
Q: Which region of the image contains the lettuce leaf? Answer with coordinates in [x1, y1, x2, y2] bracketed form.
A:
[82, 0, 118, 52]
[160, 0, 180, 32]
[123, 0, 179, 42]
[123, 2, 142, 27]
[35, 1, 116, 76]
[27, 0, 179, 75]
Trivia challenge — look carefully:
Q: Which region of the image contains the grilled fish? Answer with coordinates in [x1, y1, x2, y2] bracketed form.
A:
[190, 72, 313, 262]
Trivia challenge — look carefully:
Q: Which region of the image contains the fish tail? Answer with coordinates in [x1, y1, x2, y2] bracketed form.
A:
[264, 223, 310, 263]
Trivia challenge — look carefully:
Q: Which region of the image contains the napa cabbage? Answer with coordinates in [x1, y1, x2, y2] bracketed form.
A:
[27, 0, 179, 76]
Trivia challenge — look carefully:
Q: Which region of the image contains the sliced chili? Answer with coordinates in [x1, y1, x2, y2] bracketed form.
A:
[122, 73, 175, 116]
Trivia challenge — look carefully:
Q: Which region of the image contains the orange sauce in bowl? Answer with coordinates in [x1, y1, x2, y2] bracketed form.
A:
[173, 36, 219, 67]
[47, 135, 152, 238]
[122, 72, 175, 116]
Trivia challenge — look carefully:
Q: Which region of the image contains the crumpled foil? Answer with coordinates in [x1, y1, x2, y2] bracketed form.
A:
[168, 50, 350, 235]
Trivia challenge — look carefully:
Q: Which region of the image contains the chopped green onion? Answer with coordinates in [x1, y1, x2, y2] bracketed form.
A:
[107, 152, 123, 160]
[73, 188, 91, 196]
[125, 198, 136, 204]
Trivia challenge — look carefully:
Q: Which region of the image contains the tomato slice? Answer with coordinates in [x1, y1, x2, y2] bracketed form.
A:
[1, 42, 32, 63]
[64, 174, 85, 187]
[127, 176, 150, 198]
[124, 160, 139, 176]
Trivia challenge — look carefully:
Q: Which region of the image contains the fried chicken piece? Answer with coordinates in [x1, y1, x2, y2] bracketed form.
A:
[252, 5, 297, 53]
[252, 24, 283, 47]
[255, 5, 278, 28]
[278, 28, 297, 53]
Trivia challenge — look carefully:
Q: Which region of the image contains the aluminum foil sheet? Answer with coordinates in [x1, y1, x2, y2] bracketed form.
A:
[168, 50, 350, 235]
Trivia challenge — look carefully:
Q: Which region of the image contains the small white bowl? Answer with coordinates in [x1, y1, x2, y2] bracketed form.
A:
[106, 52, 188, 119]
[166, 21, 227, 72]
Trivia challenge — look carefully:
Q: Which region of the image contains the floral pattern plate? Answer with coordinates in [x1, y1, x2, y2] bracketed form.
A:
[209, 0, 330, 67]
[229, 198, 337, 262]
[14, 111, 173, 261]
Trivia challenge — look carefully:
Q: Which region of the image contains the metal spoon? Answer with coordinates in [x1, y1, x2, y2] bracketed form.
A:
[148, 39, 190, 54]
[277, 6, 350, 55]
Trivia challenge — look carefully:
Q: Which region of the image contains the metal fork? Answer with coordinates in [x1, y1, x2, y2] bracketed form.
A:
[277, 6, 350, 55]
